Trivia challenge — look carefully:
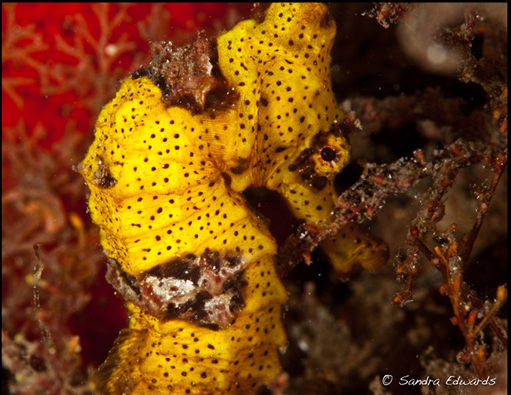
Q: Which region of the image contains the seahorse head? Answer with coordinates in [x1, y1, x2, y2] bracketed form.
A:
[215, 3, 351, 223]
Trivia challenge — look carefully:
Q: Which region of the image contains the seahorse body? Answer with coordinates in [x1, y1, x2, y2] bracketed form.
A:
[79, 3, 353, 394]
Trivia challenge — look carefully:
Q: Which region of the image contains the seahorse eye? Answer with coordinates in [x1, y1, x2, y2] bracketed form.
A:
[320, 145, 337, 163]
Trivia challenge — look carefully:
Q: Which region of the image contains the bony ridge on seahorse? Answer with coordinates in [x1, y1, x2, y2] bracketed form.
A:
[79, 3, 387, 394]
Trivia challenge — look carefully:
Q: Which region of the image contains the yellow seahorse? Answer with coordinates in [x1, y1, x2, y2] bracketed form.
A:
[79, 3, 386, 394]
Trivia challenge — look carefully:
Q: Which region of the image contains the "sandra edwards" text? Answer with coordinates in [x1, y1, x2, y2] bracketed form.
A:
[399, 375, 496, 386]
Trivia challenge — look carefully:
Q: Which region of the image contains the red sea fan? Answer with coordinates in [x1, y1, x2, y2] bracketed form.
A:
[2, 3, 250, 145]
